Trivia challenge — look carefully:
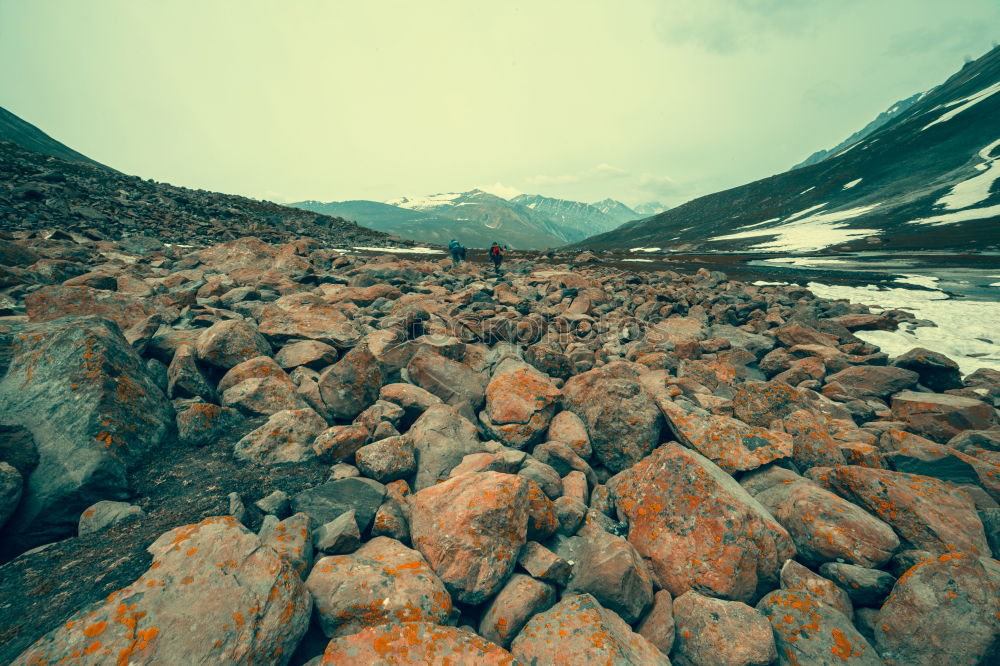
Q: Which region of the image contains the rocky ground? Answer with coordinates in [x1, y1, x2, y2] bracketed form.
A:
[0, 228, 998, 665]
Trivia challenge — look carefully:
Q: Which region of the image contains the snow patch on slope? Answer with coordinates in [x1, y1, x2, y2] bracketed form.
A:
[711, 204, 880, 252]
[935, 137, 1000, 210]
[909, 203, 1000, 226]
[922, 80, 1000, 131]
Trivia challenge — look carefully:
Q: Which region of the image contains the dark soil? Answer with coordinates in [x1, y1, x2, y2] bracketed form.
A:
[0, 416, 329, 663]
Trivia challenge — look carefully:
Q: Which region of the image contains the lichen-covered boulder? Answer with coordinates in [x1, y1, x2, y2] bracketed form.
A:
[757, 588, 881, 666]
[480, 359, 561, 449]
[510, 593, 669, 665]
[808, 465, 991, 557]
[874, 552, 1000, 665]
[672, 590, 776, 666]
[609, 443, 795, 602]
[561, 361, 663, 473]
[409, 471, 529, 604]
[305, 537, 451, 639]
[0, 316, 173, 554]
[12, 516, 310, 665]
[196, 319, 272, 370]
[320, 622, 513, 664]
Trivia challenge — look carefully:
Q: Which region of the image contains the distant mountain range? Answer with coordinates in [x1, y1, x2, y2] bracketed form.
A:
[572, 46, 1000, 255]
[0, 106, 111, 170]
[293, 192, 667, 249]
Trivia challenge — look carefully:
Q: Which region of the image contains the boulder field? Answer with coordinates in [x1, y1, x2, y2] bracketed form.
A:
[0, 231, 998, 665]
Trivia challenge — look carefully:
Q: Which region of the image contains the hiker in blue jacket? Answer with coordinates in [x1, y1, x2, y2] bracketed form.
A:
[449, 239, 466, 267]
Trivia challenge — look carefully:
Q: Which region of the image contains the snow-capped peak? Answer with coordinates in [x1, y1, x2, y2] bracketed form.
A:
[385, 192, 462, 210]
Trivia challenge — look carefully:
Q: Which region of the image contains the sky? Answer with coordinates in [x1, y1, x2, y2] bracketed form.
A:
[1, 1, 997, 209]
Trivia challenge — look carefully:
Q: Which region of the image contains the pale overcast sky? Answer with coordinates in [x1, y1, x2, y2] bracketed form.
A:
[2, 1, 997, 208]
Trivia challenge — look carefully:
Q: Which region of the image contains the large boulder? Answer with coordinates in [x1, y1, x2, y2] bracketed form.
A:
[233, 408, 327, 464]
[12, 516, 310, 665]
[320, 622, 513, 664]
[825, 366, 919, 399]
[196, 319, 272, 370]
[875, 552, 1000, 665]
[0, 317, 173, 554]
[609, 443, 795, 602]
[891, 347, 963, 392]
[480, 359, 560, 449]
[305, 536, 451, 638]
[510, 593, 669, 665]
[478, 573, 557, 648]
[407, 349, 488, 410]
[757, 588, 881, 666]
[561, 361, 663, 473]
[317, 343, 383, 421]
[562, 522, 654, 624]
[742, 466, 899, 568]
[672, 590, 777, 666]
[257, 298, 360, 349]
[808, 466, 991, 557]
[409, 471, 529, 604]
[891, 391, 997, 442]
[24, 285, 178, 330]
[405, 404, 485, 490]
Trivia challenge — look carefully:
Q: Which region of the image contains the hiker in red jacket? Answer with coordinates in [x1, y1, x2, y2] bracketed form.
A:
[489, 242, 503, 274]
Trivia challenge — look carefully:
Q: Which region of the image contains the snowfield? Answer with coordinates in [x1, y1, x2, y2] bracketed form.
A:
[807, 281, 1000, 375]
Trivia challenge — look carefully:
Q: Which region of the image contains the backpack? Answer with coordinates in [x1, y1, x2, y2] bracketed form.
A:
[491, 245, 501, 256]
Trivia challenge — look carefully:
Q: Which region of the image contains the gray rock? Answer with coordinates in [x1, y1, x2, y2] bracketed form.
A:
[819, 562, 896, 608]
[228, 492, 247, 524]
[405, 404, 485, 490]
[77, 500, 144, 536]
[314, 509, 361, 554]
[175, 403, 244, 447]
[166, 344, 215, 401]
[255, 490, 290, 518]
[233, 408, 326, 464]
[292, 477, 386, 530]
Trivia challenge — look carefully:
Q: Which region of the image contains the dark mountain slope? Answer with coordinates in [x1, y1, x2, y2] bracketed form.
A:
[0, 106, 110, 170]
[0, 140, 393, 248]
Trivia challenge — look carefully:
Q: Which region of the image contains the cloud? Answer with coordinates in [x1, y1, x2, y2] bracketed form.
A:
[527, 163, 630, 186]
[656, 0, 857, 53]
[637, 173, 679, 197]
[884, 18, 997, 59]
[476, 182, 523, 199]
